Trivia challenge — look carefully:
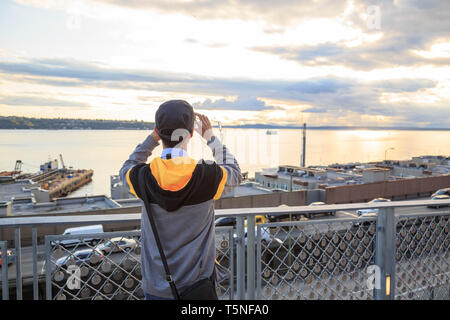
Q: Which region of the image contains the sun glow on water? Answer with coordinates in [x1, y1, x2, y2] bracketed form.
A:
[342, 130, 391, 141]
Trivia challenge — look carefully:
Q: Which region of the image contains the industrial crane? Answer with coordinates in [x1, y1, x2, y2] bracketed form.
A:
[59, 154, 66, 171]
[14, 160, 23, 173]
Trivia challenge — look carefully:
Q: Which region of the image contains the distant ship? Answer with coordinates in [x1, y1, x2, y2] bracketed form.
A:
[266, 129, 278, 135]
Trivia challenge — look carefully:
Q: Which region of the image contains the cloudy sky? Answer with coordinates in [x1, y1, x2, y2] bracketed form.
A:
[0, 0, 449, 127]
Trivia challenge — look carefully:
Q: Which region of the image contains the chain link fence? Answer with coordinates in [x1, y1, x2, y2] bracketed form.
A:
[256, 217, 377, 299]
[394, 212, 449, 300]
[1, 202, 449, 300]
[44, 227, 235, 300]
[45, 230, 143, 300]
[215, 226, 235, 299]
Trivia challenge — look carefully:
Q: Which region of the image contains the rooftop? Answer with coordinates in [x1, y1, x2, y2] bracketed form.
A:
[2, 195, 121, 217]
[255, 155, 450, 191]
[0, 180, 36, 202]
[222, 182, 273, 198]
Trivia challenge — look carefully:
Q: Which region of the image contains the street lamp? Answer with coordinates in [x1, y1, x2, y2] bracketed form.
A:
[384, 147, 395, 162]
[383, 147, 395, 198]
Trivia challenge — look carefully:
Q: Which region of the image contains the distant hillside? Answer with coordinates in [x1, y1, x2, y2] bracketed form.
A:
[0, 116, 155, 130]
[0, 116, 448, 131]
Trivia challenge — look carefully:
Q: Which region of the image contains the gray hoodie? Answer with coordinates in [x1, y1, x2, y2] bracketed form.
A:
[119, 135, 241, 298]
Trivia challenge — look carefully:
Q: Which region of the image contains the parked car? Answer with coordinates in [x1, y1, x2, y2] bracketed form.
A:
[51, 225, 104, 248]
[246, 215, 267, 227]
[242, 227, 283, 246]
[0, 249, 13, 267]
[216, 216, 282, 245]
[98, 237, 137, 254]
[357, 198, 391, 216]
[215, 217, 236, 227]
[353, 212, 378, 227]
[267, 205, 302, 222]
[427, 194, 450, 208]
[369, 198, 391, 203]
[304, 202, 336, 218]
[54, 248, 104, 270]
[431, 188, 450, 198]
[357, 208, 378, 216]
[215, 215, 267, 227]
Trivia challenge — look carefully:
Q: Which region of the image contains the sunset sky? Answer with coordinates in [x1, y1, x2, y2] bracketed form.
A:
[0, 0, 449, 127]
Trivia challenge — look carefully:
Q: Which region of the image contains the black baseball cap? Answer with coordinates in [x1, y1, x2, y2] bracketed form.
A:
[155, 100, 195, 141]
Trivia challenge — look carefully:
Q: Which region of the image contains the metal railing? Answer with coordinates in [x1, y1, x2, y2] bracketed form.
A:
[0, 198, 449, 300]
[42, 227, 234, 300]
[394, 212, 449, 299]
[256, 217, 377, 299]
[45, 231, 143, 300]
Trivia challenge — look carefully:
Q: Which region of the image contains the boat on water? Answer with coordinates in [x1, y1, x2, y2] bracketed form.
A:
[266, 129, 278, 135]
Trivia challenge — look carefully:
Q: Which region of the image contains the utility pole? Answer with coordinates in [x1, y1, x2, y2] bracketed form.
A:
[301, 123, 306, 167]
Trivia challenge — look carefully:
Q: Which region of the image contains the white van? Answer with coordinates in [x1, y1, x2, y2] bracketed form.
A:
[51, 225, 104, 247]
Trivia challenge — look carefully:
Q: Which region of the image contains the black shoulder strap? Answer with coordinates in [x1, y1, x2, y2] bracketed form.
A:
[137, 171, 180, 300]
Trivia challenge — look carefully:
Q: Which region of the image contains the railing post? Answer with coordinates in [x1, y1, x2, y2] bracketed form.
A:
[375, 207, 396, 300]
[1, 241, 9, 300]
[235, 216, 245, 300]
[45, 237, 52, 300]
[246, 214, 255, 300]
[14, 228, 22, 300]
[32, 227, 39, 300]
[229, 228, 235, 300]
[256, 225, 262, 300]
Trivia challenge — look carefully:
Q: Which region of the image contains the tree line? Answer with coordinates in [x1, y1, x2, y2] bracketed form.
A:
[0, 116, 155, 130]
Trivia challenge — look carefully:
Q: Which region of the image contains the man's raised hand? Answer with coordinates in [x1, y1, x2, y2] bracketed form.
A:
[194, 112, 214, 142]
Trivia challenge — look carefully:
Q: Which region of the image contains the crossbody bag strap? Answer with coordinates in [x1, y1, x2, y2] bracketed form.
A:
[137, 172, 180, 300]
